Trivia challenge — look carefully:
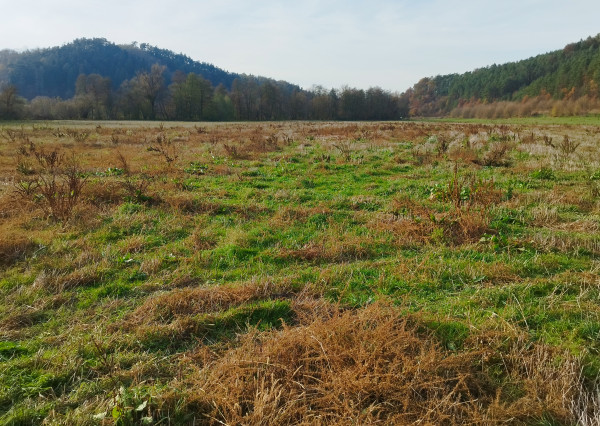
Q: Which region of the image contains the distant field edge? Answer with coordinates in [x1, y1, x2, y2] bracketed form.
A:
[416, 115, 600, 125]
[1, 116, 599, 127]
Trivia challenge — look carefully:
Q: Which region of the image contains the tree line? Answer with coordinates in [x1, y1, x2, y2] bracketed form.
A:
[0, 65, 409, 121]
[5, 35, 600, 121]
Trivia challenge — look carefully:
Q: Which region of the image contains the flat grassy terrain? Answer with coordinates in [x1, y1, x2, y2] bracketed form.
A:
[427, 115, 600, 126]
[1, 120, 599, 424]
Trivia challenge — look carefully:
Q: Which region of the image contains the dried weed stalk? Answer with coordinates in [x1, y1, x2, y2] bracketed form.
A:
[13, 142, 86, 221]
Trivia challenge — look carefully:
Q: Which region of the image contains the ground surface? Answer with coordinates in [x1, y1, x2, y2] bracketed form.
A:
[0, 120, 599, 424]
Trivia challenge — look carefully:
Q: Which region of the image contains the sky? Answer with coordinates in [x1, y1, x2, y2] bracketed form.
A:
[1, 0, 600, 92]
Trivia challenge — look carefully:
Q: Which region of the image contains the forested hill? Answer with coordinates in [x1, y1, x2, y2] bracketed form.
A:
[0, 38, 242, 100]
[408, 34, 600, 116]
[4, 35, 600, 120]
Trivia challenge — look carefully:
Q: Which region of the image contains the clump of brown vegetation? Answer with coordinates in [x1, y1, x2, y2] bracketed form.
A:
[13, 141, 86, 221]
[159, 303, 596, 425]
[113, 150, 154, 203]
[380, 166, 503, 245]
[556, 134, 581, 159]
[25, 264, 103, 294]
[222, 142, 246, 159]
[127, 282, 278, 326]
[277, 234, 378, 263]
[0, 231, 37, 267]
[450, 93, 600, 119]
[475, 140, 514, 166]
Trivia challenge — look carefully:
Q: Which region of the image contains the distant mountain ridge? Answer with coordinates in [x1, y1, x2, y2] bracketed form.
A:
[0, 38, 241, 100]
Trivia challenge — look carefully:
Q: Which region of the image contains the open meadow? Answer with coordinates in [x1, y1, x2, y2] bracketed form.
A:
[1, 119, 600, 424]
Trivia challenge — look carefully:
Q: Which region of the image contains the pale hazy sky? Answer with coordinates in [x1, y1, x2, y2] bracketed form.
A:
[1, 0, 599, 92]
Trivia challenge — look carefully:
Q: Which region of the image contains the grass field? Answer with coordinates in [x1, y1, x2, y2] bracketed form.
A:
[1, 120, 599, 424]
[426, 115, 600, 126]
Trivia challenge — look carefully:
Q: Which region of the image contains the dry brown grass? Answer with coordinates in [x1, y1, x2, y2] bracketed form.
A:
[449, 94, 600, 119]
[378, 176, 502, 246]
[12, 144, 87, 221]
[1, 292, 71, 337]
[120, 281, 302, 351]
[27, 264, 104, 293]
[188, 226, 219, 251]
[531, 231, 600, 255]
[475, 140, 514, 167]
[0, 231, 38, 267]
[0, 306, 45, 333]
[152, 302, 595, 425]
[85, 179, 125, 207]
[127, 283, 276, 326]
[270, 206, 333, 226]
[276, 232, 380, 263]
[163, 193, 271, 219]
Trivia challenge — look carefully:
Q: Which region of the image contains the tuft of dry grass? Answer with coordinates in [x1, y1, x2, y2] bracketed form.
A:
[154, 302, 596, 425]
[128, 284, 266, 326]
[476, 140, 514, 166]
[0, 231, 37, 267]
[277, 234, 378, 263]
[27, 264, 104, 293]
[382, 185, 499, 246]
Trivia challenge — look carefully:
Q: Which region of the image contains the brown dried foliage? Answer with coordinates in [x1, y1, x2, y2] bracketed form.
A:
[0, 232, 37, 266]
[475, 141, 514, 167]
[146, 132, 179, 166]
[277, 233, 378, 263]
[13, 143, 86, 221]
[382, 171, 503, 245]
[29, 265, 103, 293]
[161, 303, 590, 425]
[127, 283, 273, 326]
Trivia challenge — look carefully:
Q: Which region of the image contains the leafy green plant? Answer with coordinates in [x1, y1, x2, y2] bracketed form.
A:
[183, 161, 207, 175]
[531, 167, 555, 180]
[93, 386, 153, 425]
[105, 167, 125, 176]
